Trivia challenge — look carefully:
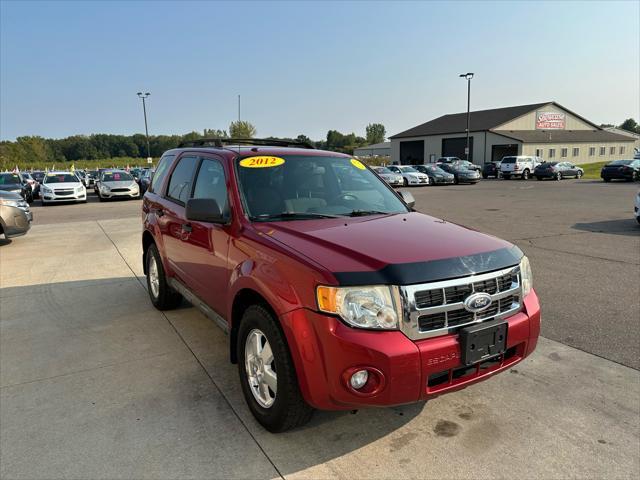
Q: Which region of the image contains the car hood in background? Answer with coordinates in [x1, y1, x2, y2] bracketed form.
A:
[0, 184, 23, 192]
[42, 182, 82, 189]
[101, 181, 136, 188]
[0, 189, 23, 200]
[254, 212, 520, 285]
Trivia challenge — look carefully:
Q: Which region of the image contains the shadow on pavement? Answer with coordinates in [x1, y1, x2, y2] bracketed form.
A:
[572, 218, 640, 236]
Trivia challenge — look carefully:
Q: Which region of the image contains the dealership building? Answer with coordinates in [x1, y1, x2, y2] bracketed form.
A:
[390, 102, 637, 165]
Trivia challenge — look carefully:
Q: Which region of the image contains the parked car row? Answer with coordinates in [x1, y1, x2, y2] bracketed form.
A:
[601, 159, 640, 182]
[373, 159, 480, 187]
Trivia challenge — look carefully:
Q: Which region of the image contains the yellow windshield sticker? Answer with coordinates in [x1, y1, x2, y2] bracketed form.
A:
[239, 156, 285, 168]
[351, 159, 366, 170]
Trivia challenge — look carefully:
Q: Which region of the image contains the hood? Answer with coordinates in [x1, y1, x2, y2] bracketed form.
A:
[42, 182, 81, 189]
[254, 212, 521, 285]
[0, 184, 23, 192]
[102, 180, 135, 188]
[0, 189, 23, 200]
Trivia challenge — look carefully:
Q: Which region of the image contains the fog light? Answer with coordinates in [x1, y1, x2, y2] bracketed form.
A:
[350, 370, 368, 390]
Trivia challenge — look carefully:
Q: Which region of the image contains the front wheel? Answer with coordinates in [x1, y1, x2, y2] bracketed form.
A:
[238, 305, 313, 432]
[576, 171, 583, 179]
[521, 169, 530, 180]
[556, 172, 562, 181]
[403, 177, 408, 187]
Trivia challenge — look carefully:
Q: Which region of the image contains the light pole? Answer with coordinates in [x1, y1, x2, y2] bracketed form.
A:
[459, 73, 474, 161]
[137, 92, 151, 162]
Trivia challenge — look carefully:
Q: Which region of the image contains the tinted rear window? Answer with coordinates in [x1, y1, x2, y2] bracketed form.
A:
[607, 160, 632, 166]
[501, 157, 516, 164]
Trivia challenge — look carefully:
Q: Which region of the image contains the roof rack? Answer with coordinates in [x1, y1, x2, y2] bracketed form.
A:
[178, 137, 315, 149]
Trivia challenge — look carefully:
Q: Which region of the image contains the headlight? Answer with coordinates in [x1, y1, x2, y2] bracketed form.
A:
[520, 256, 533, 297]
[101, 185, 110, 192]
[316, 285, 402, 330]
[41, 185, 52, 193]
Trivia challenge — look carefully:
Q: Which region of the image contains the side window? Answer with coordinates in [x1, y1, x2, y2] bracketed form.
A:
[193, 158, 228, 214]
[166, 156, 198, 204]
[149, 154, 174, 194]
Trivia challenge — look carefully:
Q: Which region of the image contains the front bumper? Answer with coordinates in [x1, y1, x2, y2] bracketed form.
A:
[100, 188, 139, 199]
[41, 191, 86, 203]
[408, 177, 429, 185]
[280, 290, 540, 410]
[432, 177, 455, 184]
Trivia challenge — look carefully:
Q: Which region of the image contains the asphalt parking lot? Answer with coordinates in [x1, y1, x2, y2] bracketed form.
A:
[1, 179, 639, 479]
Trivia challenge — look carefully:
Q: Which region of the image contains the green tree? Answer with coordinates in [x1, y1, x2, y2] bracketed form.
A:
[618, 118, 640, 134]
[229, 121, 257, 138]
[203, 128, 228, 138]
[365, 123, 386, 144]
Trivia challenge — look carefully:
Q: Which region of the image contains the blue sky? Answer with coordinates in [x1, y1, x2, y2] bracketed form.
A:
[1, 0, 638, 141]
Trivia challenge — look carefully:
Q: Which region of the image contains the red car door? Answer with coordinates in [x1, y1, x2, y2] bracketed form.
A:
[157, 154, 199, 283]
[177, 155, 232, 317]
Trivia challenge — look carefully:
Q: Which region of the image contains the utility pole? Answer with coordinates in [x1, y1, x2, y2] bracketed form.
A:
[458, 73, 474, 161]
[137, 92, 151, 163]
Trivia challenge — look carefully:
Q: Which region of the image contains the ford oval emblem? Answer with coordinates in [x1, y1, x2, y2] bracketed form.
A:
[463, 292, 493, 313]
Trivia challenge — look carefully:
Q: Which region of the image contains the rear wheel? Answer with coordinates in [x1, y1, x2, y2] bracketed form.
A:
[521, 169, 530, 180]
[146, 243, 182, 310]
[403, 177, 408, 187]
[555, 172, 562, 181]
[238, 305, 313, 432]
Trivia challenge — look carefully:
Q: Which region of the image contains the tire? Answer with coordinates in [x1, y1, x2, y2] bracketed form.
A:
[555, 172, 562, 181]
[98, 194, 105, 202]
[521, 169, 530, 180]
[403, 178, 408, 187]
[482, 174, 488, 179]
[238, 305, 313, 432]
[576, 171, 583, 179]
[145, 243, 182, 310]
[603, 177, 611, 182]
[454, 176, 459, 184]
[536, 176, 542, 181]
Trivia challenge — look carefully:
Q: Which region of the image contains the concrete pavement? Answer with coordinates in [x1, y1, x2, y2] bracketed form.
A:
[1, 212, 639, 479]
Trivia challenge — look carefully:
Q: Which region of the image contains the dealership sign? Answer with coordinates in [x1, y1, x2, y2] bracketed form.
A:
[536, 111, 566, 130]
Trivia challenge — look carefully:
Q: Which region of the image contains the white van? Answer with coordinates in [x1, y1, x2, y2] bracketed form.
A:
[500, 156, 543, 180]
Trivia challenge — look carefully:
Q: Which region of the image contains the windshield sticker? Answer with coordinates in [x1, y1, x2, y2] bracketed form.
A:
[113, 173, 121, 180]
[239, 156, 285, 168]
[351, 159, 366, 170]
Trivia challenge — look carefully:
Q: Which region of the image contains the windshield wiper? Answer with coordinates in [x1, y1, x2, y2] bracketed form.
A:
[347, 210, 390, 217]
[254, 211, 342, 221]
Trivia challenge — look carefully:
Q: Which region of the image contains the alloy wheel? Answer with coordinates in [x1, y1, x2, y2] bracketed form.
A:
[148, 254, 160, 299]
[245, 329, 277, 408]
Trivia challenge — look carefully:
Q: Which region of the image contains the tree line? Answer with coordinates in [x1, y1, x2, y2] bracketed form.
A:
[0, 121, 387, 167]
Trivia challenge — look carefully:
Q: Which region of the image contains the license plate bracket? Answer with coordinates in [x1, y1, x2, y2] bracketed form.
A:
[460, 319, 507, 366]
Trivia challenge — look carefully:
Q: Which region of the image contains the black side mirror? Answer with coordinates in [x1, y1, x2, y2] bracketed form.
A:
[399, 190, 415, 208]
[185, 198, 225, 223]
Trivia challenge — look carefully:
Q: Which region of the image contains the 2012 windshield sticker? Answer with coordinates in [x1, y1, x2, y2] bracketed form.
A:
[240, 156, 285, 168]
[351, 158, 366, 170]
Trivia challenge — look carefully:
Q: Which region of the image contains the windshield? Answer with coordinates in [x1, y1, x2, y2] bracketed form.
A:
[236, 155, 408, 220]
[607, 160, 632, 166]
[101, 171, 133, 182]
[374, 167, 392, 174]
[0, 173, 21, 185]
[43, 173, 78, 183]
[400, 166, 418, 173]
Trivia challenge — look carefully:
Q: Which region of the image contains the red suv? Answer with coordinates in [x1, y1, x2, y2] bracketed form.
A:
[142, 138, 540, 432]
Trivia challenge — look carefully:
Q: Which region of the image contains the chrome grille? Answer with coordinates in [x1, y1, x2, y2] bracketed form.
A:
[400, 265, 522, 340]
[54, 189, 74, 196]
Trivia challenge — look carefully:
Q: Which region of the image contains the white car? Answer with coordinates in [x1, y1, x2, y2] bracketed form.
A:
[387, 165, 430, 186]
[635, 191, 640, 225]
[97, 170, 140, 201]
[500, 156, 543, 180]
[40, 171, 87, 205]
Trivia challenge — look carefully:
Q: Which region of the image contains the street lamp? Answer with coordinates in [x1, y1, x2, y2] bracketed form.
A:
[137, 92, 151, 162]
[459, 73, 474, 161]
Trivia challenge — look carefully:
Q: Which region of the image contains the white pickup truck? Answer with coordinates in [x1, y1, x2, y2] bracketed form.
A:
[500, 156, 543, 180]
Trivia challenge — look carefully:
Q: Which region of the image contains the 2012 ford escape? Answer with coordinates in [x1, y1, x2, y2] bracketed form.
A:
[141, 138, 540, 432]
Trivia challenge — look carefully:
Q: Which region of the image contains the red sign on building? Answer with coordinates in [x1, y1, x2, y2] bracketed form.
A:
[536, 111, 566, 130]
